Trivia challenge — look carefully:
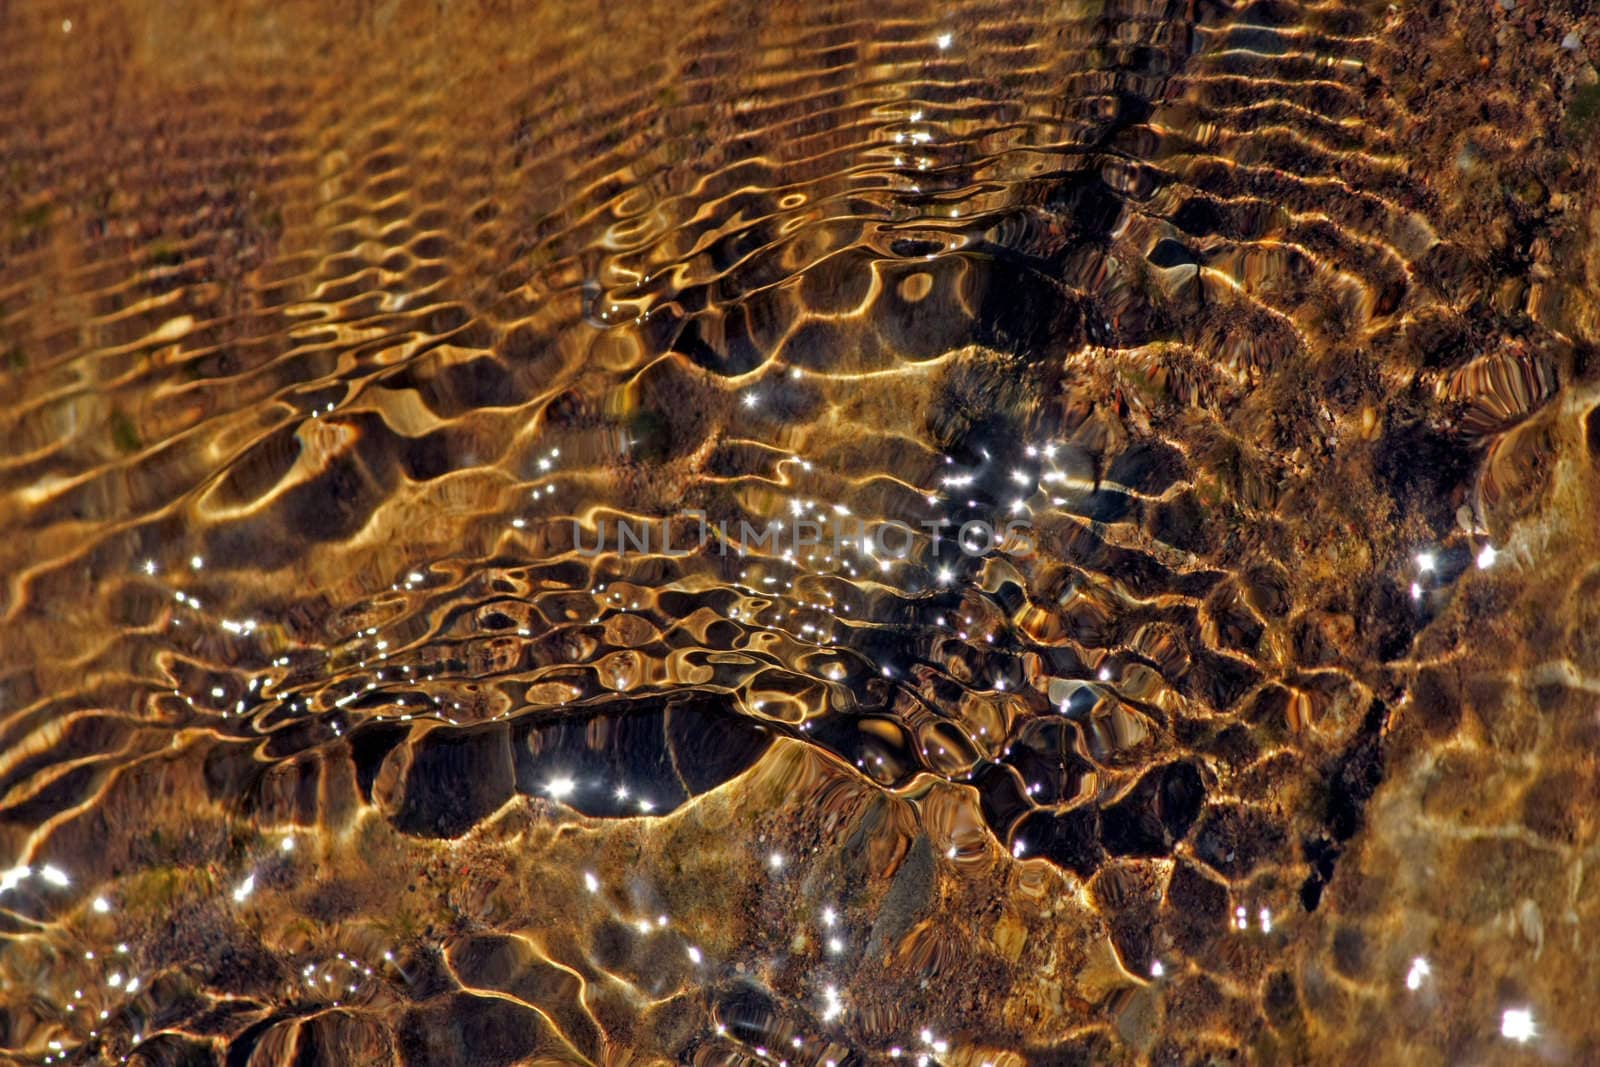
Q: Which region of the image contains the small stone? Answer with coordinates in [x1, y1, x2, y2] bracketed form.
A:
[1497, 0, 1514, 10]
[992, 912, 1026, 962]
[1562, 31, 1582, 52]
[1517, 897, 1544, 954]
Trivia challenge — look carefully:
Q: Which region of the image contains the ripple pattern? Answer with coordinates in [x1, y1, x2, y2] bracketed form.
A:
[2, 0, 1600, 1063]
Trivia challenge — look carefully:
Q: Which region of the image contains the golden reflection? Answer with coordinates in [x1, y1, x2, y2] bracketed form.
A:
[1, 0, 1599, 1063]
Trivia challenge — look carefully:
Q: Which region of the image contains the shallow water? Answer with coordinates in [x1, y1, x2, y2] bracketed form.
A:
[3, 0, 1600, 1063]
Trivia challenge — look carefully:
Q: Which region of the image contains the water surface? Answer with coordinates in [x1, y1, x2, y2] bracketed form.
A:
[2, 0, 1599, 1063]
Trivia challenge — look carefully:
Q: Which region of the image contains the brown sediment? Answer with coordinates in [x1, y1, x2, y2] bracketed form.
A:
[1, 0, 1600, 1063]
